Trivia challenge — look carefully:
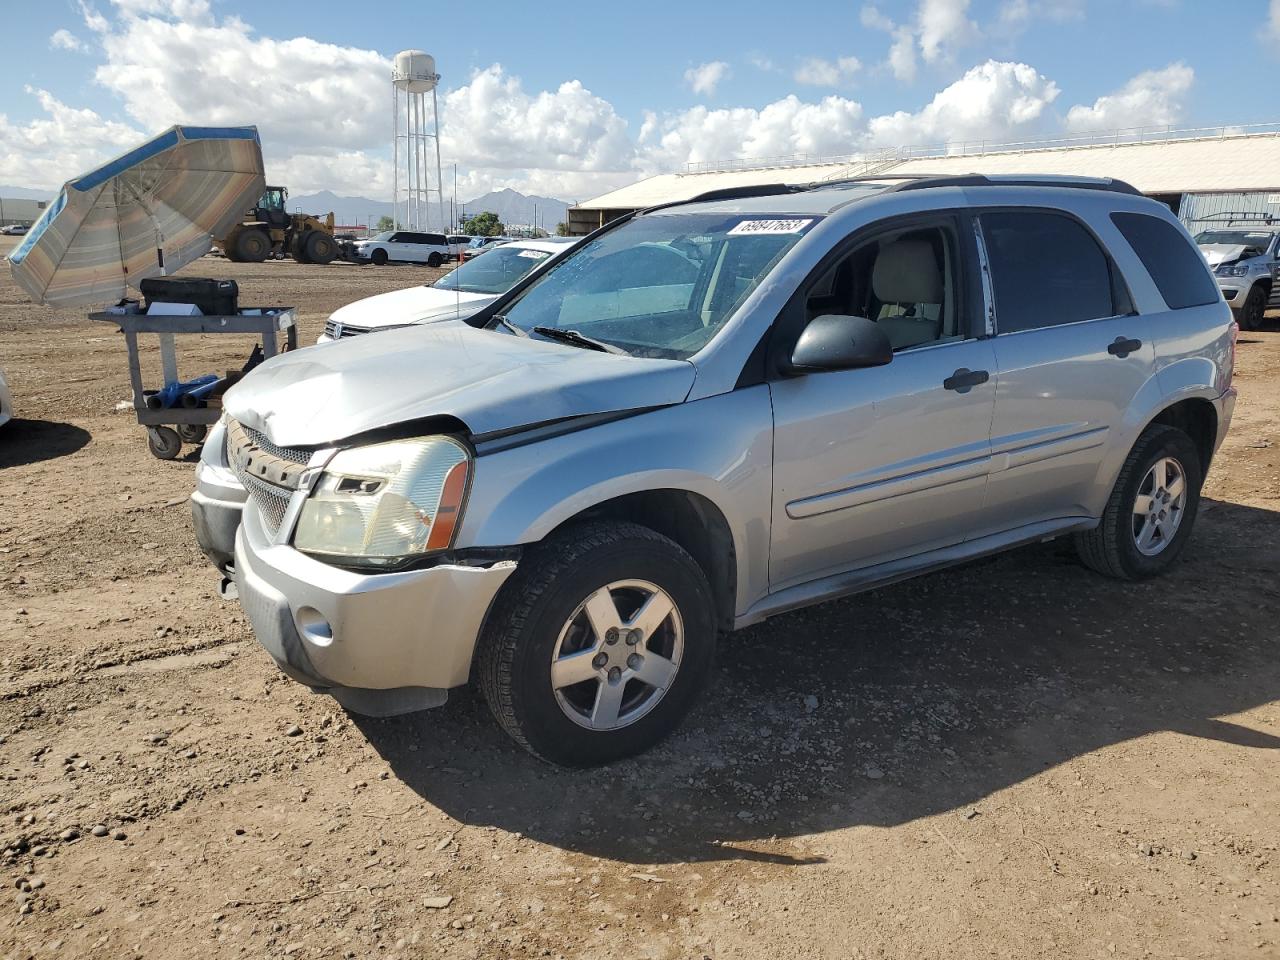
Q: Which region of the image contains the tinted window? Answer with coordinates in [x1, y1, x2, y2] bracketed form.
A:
[1115, 213, 1221, 310]
[421, 233, 446, 246]
[982, 211, 1116, 332]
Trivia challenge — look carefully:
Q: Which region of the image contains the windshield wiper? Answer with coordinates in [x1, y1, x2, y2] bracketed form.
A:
[490, 314, 528, 338]
[532, 326, 626, 355]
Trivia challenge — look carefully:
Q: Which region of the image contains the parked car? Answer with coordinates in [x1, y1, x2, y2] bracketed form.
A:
[1193, 222, 1280, 330]
[0, 367, 11, 428]
[197, 174, 1236, 765]
[1, 224, 28, 236]
[317, 237, 577, 342]
[446, 234, 473, 261]
[461, 235, 512, 260]
[352, 230, 451, 267]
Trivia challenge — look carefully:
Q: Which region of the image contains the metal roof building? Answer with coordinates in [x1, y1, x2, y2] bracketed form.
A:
[567, 124, 1280, 235]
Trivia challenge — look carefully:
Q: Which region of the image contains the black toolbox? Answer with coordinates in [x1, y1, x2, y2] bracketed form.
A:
[139, 277, 239, 316]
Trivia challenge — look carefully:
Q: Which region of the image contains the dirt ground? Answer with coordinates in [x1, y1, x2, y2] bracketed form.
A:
[1, 235, 1279, 960]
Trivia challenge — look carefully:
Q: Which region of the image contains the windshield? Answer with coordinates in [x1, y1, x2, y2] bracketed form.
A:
[492, 213, 818, 359]
[434, 245, 554, 294]
[468, 237, 489, 248]
[1195, 230, 1274, 249]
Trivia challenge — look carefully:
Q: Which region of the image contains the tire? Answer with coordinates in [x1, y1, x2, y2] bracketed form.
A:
[1236, 284, 1267, 331]
[146, 426, 182, 460]
[234, 229, 271, 263]
[370, 248, 388, 266]
[177, 423, 207, 444]
[427, 252, 443, 268]
[305, 231, 338, 265]
[477, 521, 717, 766]
[1074, 424, 1203, 580]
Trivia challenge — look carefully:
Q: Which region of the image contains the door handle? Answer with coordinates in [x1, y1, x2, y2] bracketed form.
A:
[943, 368, 990, 393]
[1107, 336, 1142, 358]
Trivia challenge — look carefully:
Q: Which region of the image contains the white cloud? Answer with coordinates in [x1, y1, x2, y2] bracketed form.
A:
[637, 95, 865, 171]
[887, 27, 919, 83]
[684, 61, 730, 97]
[1064, 62, 1193, 131]
[49, 29, 88, 53]
[860, 4, 896, 31]
[996, 0, 1085, 37]
[440, 65, 637, 200]
[867, 60, 1059, 147]
[1270, 0, 1280, 44]
[0, 87, 143, 189]
[917, 0, 979, 64]
[794, 56, 862, 87]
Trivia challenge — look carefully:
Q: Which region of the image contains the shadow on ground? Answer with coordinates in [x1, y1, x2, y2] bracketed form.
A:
[358, 497, 1280, 865]
[0, 418, 91, 468]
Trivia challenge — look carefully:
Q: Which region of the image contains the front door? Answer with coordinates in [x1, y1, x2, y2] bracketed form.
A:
[768, 217, 997, 591]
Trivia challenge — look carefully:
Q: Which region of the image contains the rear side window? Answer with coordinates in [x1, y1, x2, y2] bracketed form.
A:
[981, 211, 1118, 332]
[1111, 212, 1220, 310]
[422, 233, 446, 246]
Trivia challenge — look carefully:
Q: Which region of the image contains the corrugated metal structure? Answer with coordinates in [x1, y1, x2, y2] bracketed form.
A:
[568, 123, 1280, 234]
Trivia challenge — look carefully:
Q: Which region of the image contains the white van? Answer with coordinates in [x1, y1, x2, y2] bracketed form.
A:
[352, 230, 452, 267]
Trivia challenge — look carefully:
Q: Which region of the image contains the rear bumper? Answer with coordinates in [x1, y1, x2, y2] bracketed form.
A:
[233, 502, 516, 714]
[1213, 386, 1237, 456]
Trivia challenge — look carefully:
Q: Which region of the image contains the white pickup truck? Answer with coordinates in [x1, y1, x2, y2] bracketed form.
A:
[1194, 223, 1280, 330]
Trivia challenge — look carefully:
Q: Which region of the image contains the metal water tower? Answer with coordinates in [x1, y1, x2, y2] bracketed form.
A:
[392, 50, 444, 231]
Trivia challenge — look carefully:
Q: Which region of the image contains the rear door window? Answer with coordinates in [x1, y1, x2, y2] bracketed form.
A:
[981, 211, 1119, 332]
[1111, 212, 1221, 310]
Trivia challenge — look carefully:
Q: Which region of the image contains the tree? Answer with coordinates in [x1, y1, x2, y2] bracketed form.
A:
[555, 221, 571, 237]
[375, 215, 394, 232]
[461, 211, 503, 237]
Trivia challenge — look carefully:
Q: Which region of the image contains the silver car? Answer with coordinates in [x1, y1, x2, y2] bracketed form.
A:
[195, 174, 1237, 765]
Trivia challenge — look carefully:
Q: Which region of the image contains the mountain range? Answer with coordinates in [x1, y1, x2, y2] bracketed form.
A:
[0, 184, 571, 232]
[291, 187, 570, 231]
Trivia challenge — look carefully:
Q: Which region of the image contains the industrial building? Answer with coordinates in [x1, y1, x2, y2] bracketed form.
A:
[567, 123, 1280, 235]
[0, 196, 47, 228]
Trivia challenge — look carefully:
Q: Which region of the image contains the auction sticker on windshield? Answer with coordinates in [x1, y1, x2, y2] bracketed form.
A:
[727, 219, 814, 236]
[518, 250, 551, 259]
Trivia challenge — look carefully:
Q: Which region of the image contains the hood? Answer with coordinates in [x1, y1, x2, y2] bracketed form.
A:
[329, 284, 493, 330]
[1199, 243, 1249, 267]
[224, 324, 697, 446]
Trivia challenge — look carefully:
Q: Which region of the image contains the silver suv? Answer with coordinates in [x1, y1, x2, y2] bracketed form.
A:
[1193, 220, 1280, 330]
[196, 174, 1236, 765]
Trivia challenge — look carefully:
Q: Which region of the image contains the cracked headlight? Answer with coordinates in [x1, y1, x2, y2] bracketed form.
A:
[293, 436, 470, 568]
[1215, 263, 1249, 278]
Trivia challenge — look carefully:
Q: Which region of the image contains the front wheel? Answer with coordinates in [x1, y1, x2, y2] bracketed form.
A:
[477, 521, 716, 766]
[370, 248, 388, 266]
[1074, 424, 1203, 580]
[1236, 284, 1267, 331]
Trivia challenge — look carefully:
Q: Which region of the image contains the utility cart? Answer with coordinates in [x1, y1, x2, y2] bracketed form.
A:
[90, 306, 297, 459]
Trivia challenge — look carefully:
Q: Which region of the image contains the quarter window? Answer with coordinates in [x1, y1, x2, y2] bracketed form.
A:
[1111, 212, 1220, 310]
[981, 211, 1119, 333]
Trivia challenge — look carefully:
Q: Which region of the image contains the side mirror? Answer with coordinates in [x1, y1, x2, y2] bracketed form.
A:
[781, 314, 893, 375]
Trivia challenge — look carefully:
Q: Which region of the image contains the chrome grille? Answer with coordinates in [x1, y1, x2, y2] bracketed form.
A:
[323, 319, 371, 340]
[243, 425, 310, 466]
[240, 471, 292, 537]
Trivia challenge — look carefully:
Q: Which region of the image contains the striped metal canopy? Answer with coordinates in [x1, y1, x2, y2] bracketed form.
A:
[8, 125, 265, 307]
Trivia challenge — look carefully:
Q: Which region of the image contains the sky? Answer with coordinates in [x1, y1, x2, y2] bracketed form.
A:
[2, 0, 1279, 204]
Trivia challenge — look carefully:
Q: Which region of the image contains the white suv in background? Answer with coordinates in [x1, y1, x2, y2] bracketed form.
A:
[319, 237, 578, 340]
[353, 230, 452, 268]
[1193, 224, 1279, 330]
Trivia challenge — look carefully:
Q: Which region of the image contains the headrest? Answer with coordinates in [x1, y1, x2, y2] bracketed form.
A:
[871, 239, 943, 304]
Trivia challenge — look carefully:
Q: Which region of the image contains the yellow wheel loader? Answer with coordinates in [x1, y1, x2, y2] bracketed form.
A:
[219, 186, 341, 265]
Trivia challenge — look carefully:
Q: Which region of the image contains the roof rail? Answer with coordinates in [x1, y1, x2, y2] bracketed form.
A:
[641, 182, 804, 215]
[1187, 212, 1279, 225]
[806, 173, 1143, 196]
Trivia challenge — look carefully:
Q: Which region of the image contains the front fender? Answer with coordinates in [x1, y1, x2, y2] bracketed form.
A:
[456, 387, 775, 616]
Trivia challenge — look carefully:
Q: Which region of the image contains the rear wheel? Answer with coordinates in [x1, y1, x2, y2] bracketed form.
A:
[177, 423, 207, 444]
[1074, 424, 1202, 580]
[370, 248, 388, 266]
[477, 521, 716, 766]
[1237, 284, 1267, 331]
[305, 231, 338, 265]
[427, 252, 443, 268]
[233, 228, 271, 263]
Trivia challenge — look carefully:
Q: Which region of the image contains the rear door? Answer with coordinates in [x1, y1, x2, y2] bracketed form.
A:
[973, 208, 1155, 534]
